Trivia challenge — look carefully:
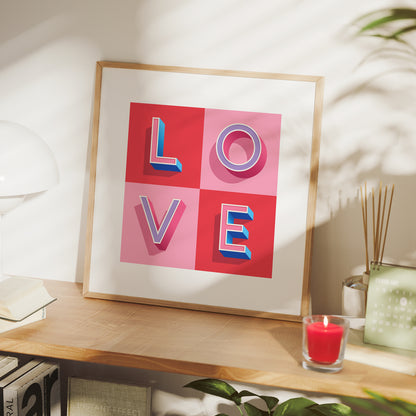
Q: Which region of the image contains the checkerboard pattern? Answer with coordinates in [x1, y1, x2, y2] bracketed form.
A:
[120, 102, 281, 279]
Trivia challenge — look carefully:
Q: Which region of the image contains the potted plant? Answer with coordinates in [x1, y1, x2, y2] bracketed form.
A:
[184, 378, 416, 416]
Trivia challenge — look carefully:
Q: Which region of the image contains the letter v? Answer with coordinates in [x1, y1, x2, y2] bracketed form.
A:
[139, 196, 185, 250]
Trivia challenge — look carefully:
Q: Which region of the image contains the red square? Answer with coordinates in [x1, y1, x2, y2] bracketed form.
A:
[125, 103, 205, 188]
[195, 189, 276, 278]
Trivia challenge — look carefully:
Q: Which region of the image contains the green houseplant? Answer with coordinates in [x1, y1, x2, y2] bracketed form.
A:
[355, 7, 416, 48]
[184, 378, 416, 416]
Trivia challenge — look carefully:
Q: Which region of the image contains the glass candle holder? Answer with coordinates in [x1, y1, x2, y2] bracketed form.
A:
[302, 315, 350, 373]
[342, 274, 368, 317]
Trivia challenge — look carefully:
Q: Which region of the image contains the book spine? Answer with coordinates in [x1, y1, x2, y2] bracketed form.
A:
[0, 360, 44, 416]
[17, 373, 45, 416]
[0, 358, 18, 379]
[42, 364, 60, 416]
[2, 361, 46, 416]
[0, 388, 4, 416]
[14, 363, 60, 416]
[3, 388, 17, 416]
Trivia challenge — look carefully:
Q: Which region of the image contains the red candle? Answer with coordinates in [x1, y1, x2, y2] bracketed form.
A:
[307, 317, 344, 363]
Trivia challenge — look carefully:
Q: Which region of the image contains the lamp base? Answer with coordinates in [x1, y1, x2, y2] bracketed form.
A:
[0, 196, 25, 215]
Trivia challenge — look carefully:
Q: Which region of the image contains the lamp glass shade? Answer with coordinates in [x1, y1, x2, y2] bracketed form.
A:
[0, 121, 59, 197]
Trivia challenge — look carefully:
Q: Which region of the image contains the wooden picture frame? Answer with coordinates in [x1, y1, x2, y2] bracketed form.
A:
[83, 61, 324, 321]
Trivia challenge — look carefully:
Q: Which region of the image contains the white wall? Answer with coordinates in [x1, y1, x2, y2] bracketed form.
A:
[3, 0, 416, 311]
[1, 0, 416, 413]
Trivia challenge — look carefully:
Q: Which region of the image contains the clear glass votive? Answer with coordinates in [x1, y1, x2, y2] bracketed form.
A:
[302, 315, 350, 373]
[342, 275, 368, 317]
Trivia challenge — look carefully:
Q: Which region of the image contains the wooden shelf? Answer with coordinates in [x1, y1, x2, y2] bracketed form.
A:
[0, 280, 415, 401]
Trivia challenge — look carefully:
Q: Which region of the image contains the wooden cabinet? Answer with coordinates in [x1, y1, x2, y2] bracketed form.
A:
[0, 280, 414, 402]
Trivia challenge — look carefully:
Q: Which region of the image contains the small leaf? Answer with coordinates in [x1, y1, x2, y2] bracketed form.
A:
[342, 391, 416, 416]
[357, 8, 416, 33]
[273, 398, 317, 416]
[364, 389, 393, 404]
[363, 391, 416, 416]
[389, 24, 416, 39]
[259, 396, 280, 411]
[393, 399, 416, 415]
[238, 390, 279, 411]
[184, 379, 241, 405]
[239, 390, 259, 398]
[244, 402, 269, 416]
[308, 403, 357, 416]
[341, 397, 391, 416]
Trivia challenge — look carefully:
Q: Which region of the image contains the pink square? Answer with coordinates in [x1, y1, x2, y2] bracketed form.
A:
[200, 109, 281, 196]
[120, 182, 200, 269]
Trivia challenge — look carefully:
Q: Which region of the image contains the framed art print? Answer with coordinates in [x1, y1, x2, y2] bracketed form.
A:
[83, 61, 324, 321]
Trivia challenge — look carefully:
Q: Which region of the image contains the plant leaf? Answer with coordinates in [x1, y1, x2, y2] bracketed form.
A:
[364, 390, 416, 416]
[341, 396, 392, 416]
[392, 399, 416, 415]
[239, 390, 258, 397]
[357, 8, 416, 33]
[244, 402, 269, 416]
[184, 379, 241, 405]
[390, 24, 416, 39]
[342, 391, 416, 416]
[308, 403, 358, 416]
[273, 398, 317, 416]
[365, 389, 393, 403]
[238, 390, 279, 411]
[259, 396, 280, 411]
[395, 400, 416, 416]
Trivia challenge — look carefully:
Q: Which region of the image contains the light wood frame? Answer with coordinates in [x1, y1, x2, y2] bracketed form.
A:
[83, 61, 324, 321]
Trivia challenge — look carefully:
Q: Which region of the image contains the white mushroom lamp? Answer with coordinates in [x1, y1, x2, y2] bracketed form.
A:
[0, 121, 59, 281]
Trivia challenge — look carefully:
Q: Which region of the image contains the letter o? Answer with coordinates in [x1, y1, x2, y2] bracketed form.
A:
[216, 124, 262, 173]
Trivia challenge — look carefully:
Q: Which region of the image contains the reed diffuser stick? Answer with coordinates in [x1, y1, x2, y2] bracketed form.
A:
[377, 185, 388, 262]
[380, 184, 395, 263]
[360, 182, 394, 267]
[360, 183, 369, 273]
[375, 182, 382, 262]
[371, 187, 376, 262]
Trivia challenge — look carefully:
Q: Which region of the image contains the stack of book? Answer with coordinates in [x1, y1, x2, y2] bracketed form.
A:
[0, 277, 56, 334]
[0, 355, 60, 415]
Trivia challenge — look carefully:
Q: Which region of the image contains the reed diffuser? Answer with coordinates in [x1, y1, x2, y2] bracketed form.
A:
[360, 182, 395, 280]
[342, 181, 395, 317]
